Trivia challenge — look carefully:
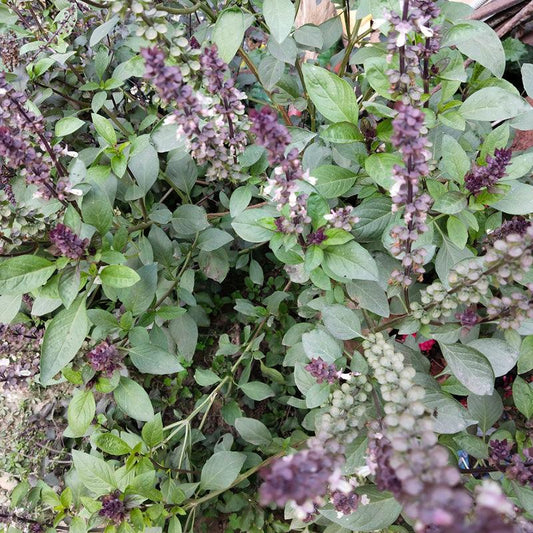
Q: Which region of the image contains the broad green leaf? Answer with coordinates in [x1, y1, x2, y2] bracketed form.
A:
[435, 236, 473, 288]
[263, 0, 295, 43]
[229, 186, 252, 218]
[72, 450, 117, 496]
[320, 486, 402, 531]
[194, 368, 221, 386]
[443, 20, 505, 78]
[302, 64, 358, 124]
[117, 263, 157, 315]
[439, 134, 470, 182]
[172, 205, 209, 236]
[94, 433, 132, 455]
[518, 336, 533, 374]
[197, 228, 234, 252]
[68, 390, 95, 437]
[89, 16, 119, 47]
[128, 143, 159, 194]
[322, 241, 379, 282]
[467, 338, 519, 377]
[55, 116, 84, 137]
[58, 267, 80, 309]
[467, 391, 503, 434]
[91, 113, 116, 145]
[522, 63, 533, 98]
[200, 451, 246, 491]
[128, 343, 183, 374]
[114, 377, 154, 421]
[492, 183, 533, 215]
[423, 388, 476, 434]
[302, 329, 342, 363]
[347, 280, 390, 317]
[513, 376, 533, 418]
[433, 191, 467, 215]
[240, 381, 275, 401]
[453, 433, 488, 459]
[460, 88, 530, 121]
[312, 165, 357, 198]
[322, 304, 362, 340]
[212, 9, 246, 63]
[0, 255, 55, 295]
[169, 313, 198, 362]
[0, 294, 21, 323]
[235, 417, 272, 446]
[320, 122, 363, 144]
[100, 265, 140, 288]
[352, 197, 394, 242]
[41, 296, 89, 385]
[365, 153, 402, 189]
[439, 342, 494, 395]
[81, 185, 113, 235]
[142, 413, 163, 448]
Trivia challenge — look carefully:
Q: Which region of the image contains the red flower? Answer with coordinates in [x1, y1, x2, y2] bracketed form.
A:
[418, 339, 436, 352]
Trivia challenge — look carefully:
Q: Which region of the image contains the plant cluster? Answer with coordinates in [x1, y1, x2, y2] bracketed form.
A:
[0, 0, 532, 532]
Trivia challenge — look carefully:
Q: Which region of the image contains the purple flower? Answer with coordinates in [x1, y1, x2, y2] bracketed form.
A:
[49, 223, 88, 259]
[306, 228, 327, 246]
[249, 107, 291, 167]
[331, 486, 359, 516]
[465, 148, 512, 195]
[86, 340, 121, 375]
[489, 440, 533, 486]
[305, 357, 339, 384]
[455, 308, 479, 329]
[324, 206, 359, 231]
[489, 217, 531, 242]
[99, 491, 126, 524]
[259, 448, 338, 507]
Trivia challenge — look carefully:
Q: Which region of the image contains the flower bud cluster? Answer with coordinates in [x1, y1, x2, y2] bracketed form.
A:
[142, 45, 248, 181]
[259, 365, 372, 520]
[489, 440, 533, 486]
[385, 0, 440, 104]
[388, 104, 433, 286]
[86, 340, 122, 376]
[363, 333, 473, 530]
[323, 206, 359, 231]
[99, 491, 127, 524]
[0, 323, 43, 389]
[49, 223, 89, 260]
[0, 73, 71, 200]
[464, 148, 512, 195]
[412, 224, 533, 329]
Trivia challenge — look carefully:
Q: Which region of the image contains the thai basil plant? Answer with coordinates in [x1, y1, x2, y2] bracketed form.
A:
[0, 0, 532, 531]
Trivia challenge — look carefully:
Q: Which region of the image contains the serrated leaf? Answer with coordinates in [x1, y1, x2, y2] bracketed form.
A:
[322, 241, 379, 282]
[311, 165, 357, 198]
[72, 450, 117, 496]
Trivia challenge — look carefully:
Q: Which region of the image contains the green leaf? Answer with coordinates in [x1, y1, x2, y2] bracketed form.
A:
[447, 216, 468, 249]
[229, 186, 252, 218]
[240, 381, 275, 401]
[91, 113, 116, 145]
[311, 165, 357, 198]
[100, 265, 140, 289]
[142, 413, 163, 448]
[492, 182, 533, 215]
[346, 280, 390, 317]
[94, 433, 132, 455]
[67, 390, 95, 437]
[467, 338, 519, 377]
[128, 143, 159, 194]
[197, 228, 233, 252]
[81, 185, 113, 235]
[172, 205, 209, 236]
[169, 313, 198, 362]
[128, 343, 183, 374]
[467, 391, 503, 434]
[117, 263, 157, 315]
[41, 296, 89, 386]
[352, 197, 393, 242]
[235, 417, 272, 446]
[320, 122, 363, 144]
[194, 368, 221, 386]
[518, 336, 533, 374]
[443, 20, 505, 78]
[513, 376, 533, 418]
[89, 16, 119, 47]
[58, 266, 80, 309]
[114, 377, 154, 421]
[439, 342, 494, 395]
[0, 255, 55, 295]
[433, 191, 467, 215]
[55, 116, 84, 137]
[320, 486, 402, 531]
[302, 329, 341, 363]
[365, 153, 402, 189]
[0, 294, 21, 323]
[322, 304, 362, 340]
[322, 241, 379, 282]
[439, 134, 470, 182]
[521, 63, 533, 98]
[263, 0, 295, 43]
[435, 236, 473, 288]
[200, 451, 246, 491]
[302, 64, 359, 124]
[453, 433, 488, 459]
[460, 88, 530, 121]
[212, 9, 246, 63]
[72, 450, 117, 496]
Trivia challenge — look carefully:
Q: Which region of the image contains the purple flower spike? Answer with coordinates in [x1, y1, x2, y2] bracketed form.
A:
[305, 357, 339, 384]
